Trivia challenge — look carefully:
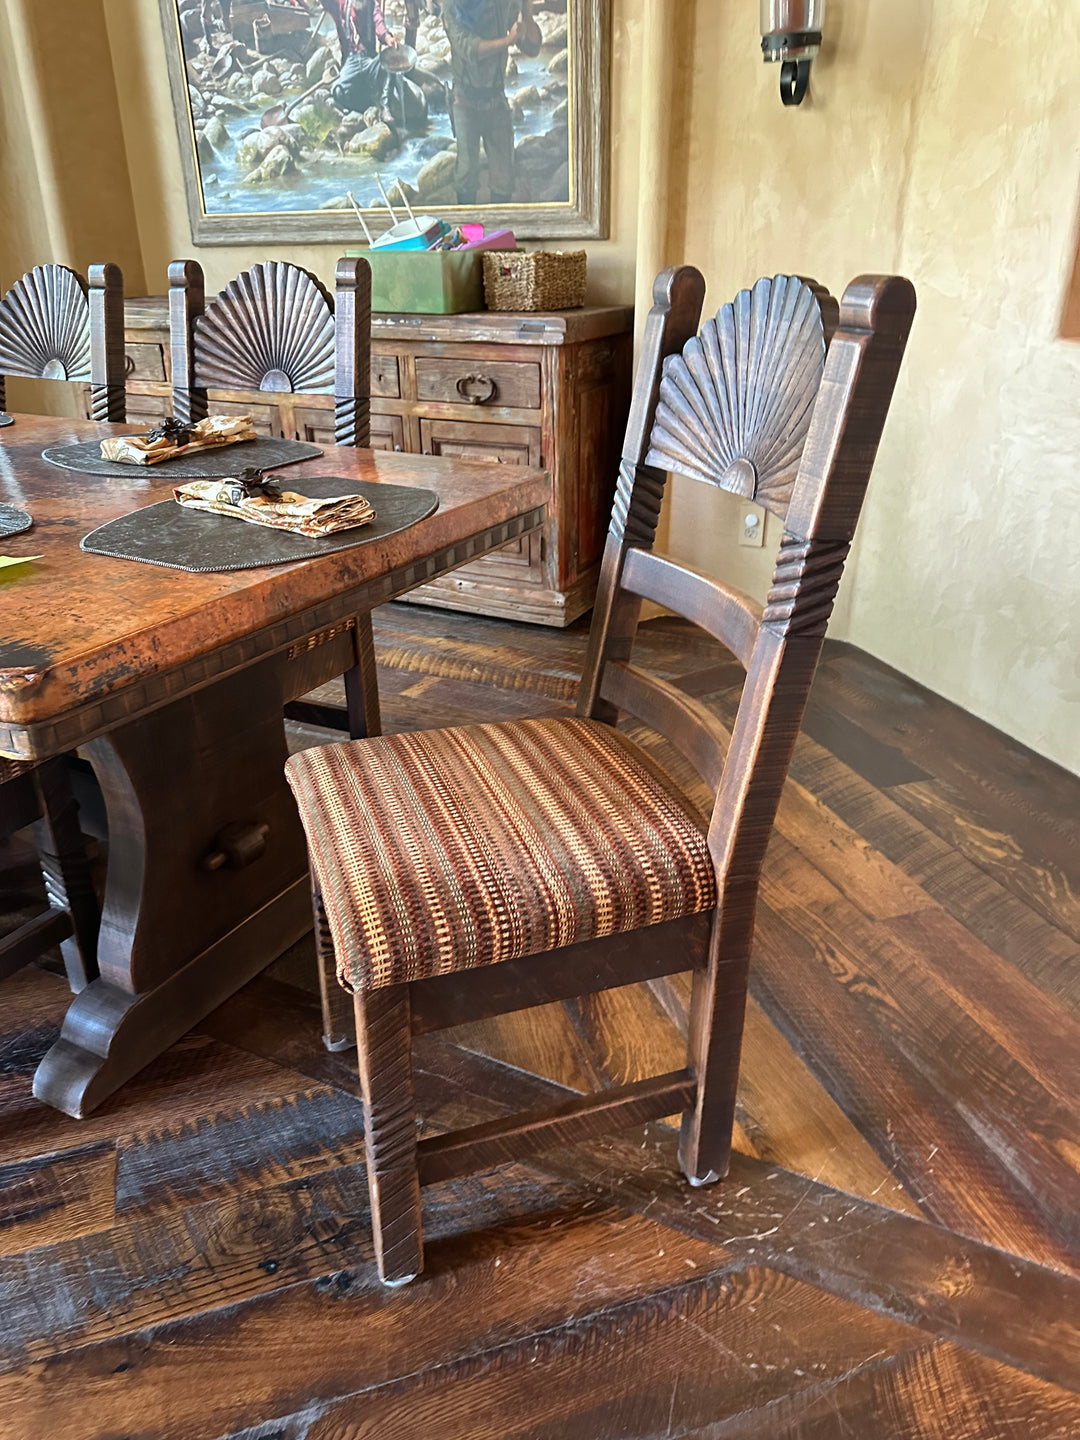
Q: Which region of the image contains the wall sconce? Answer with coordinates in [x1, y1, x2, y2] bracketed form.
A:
[761, 0, 824, 106]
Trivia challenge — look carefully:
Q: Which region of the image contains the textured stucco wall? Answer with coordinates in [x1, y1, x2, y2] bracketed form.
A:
[843, 4, 1080, 774]
[665, 0, 1080, 773]
[1, 0, 1076, 768]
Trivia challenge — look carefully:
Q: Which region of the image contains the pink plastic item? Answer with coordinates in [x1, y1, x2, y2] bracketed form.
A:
[455, 228, 516, 252]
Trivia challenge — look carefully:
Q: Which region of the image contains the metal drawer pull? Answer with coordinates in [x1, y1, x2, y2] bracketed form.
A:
[456, 373, 498, 405]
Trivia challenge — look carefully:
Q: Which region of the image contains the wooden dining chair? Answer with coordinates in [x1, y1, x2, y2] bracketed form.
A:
[285, 268, 917, 1284]
[168, 256, 380, 741]
[1, 758, 99, 992]
[0, 263, 118, 990]
[0, 262, 126, 422]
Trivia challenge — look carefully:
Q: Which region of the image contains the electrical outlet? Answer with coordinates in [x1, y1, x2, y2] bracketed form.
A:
[738, 501, 766, 547]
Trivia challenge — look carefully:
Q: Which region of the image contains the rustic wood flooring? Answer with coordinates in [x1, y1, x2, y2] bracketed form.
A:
[0, 603, 1077, 1439]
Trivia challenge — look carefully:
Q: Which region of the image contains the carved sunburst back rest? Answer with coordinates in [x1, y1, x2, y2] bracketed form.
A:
[644, 274, 828, 522]
[0, 265, 92, 382]
[193, 261, 336, 394]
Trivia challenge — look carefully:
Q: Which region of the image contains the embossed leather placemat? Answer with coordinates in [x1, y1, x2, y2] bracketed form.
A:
[0, 504, 32, 538]
[80, 477, 439, 572]
[42, 436, 322, 479]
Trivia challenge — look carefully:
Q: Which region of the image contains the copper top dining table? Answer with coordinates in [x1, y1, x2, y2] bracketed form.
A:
[0, 414, 547, 1117]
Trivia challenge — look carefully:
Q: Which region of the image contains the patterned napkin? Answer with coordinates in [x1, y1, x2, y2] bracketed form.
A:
[173, 468, 376, 538]
[100, 415, 257, 465]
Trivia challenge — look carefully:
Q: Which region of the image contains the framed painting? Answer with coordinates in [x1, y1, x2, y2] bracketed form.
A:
[160, 0, 609, 244]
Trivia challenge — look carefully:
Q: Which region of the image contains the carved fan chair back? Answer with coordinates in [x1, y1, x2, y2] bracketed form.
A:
[286, 267, 917, 1284]
[169, 256, 379, 740]
[168, 257, 371, 447]
[0, 263, 126, 421]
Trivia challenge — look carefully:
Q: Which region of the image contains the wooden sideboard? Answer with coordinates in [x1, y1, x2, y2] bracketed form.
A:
[103, 299, 633, 626]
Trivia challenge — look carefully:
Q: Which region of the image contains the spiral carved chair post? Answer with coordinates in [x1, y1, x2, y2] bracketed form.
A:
[0, 261, 126, 424]
[88, 263, 127, 423]
[287, 265, 916, 1284]
[168, 259, 208, 427]
[333, 258, 372, 449]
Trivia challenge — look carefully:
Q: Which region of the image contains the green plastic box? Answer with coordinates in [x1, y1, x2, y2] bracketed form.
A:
[346, 248, 485, 315]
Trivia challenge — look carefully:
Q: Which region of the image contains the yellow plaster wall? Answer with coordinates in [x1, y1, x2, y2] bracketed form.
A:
[663, 0, 1080, 773]
[1, 0, 1076, 769]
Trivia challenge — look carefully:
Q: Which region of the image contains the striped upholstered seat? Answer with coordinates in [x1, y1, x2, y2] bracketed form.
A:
[286, 717, 716, 993]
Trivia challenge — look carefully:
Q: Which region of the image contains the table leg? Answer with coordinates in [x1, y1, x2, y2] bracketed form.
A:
[33, 655, 311, 1117]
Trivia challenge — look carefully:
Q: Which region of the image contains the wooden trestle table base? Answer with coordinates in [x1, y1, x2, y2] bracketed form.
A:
[0, 414, 547, 1117]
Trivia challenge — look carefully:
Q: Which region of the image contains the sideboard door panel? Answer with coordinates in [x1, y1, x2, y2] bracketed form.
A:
[416, 419, 546, 593]
[419, 419, 542, 469]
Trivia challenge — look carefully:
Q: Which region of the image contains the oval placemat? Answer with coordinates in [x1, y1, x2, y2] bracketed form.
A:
[42, 435, 322, 479]
[0, 504, 32, 538]
[80, 477, 439, 572]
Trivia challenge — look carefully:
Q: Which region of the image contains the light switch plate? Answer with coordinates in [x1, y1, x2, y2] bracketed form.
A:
[738, 501, 767, 547]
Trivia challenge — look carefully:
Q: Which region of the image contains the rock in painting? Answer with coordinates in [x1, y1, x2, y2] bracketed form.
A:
[416, 149, 457, 199]
[539, 13, 568, 48]
[346, 123, 399, 161]
[243, 144, 296, 184]
[306, 45, 334, 84]
[203, 115, 230, 151]
[251, 67, 282, 97]
[236, 125, 300, 173]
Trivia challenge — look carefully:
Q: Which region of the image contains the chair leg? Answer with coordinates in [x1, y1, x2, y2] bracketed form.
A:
[31, 759, 99, 993]
[678, 948, 751, 1187]
[313, 884, 354, 1051]
[355, 984, 424, 1285]
[344, 612, 381, 740]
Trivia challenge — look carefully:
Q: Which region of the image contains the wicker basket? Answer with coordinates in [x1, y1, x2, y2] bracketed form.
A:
[482, 250, 587, 312]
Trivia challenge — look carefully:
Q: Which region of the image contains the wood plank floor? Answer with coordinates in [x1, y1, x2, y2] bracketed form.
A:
[1, 603, 1077, 1440]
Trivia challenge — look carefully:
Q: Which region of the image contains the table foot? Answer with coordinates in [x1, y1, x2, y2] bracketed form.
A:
[33, 876, 311, 1117]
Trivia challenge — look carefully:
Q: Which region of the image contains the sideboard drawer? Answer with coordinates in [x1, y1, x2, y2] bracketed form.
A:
[293, 403, 404, 453]
[209, 397, 277, 436]
[370, 412, 405, 451]
[415, 358, 541, 411]
[123, 392, 169, 422]
[420, 418, 541, 468]
[371, 354, 400, 398]
[125, 342, 166, 383]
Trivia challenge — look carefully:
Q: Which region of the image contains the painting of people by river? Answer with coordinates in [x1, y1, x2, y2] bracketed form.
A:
[161, 0, 610, 242]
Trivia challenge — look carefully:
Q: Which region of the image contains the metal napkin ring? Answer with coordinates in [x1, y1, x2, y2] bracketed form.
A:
[217, 467, 283, 505]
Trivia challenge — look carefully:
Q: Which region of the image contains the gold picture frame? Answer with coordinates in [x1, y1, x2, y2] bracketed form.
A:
[160, 0, 609, 244]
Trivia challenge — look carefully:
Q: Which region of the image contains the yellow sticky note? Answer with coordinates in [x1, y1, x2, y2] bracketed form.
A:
[0, 554, 42, 571]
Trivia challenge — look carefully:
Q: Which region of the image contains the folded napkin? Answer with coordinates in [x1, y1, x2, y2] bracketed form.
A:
[100, 415, 257, 465]
[173, 469, 376, 537]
